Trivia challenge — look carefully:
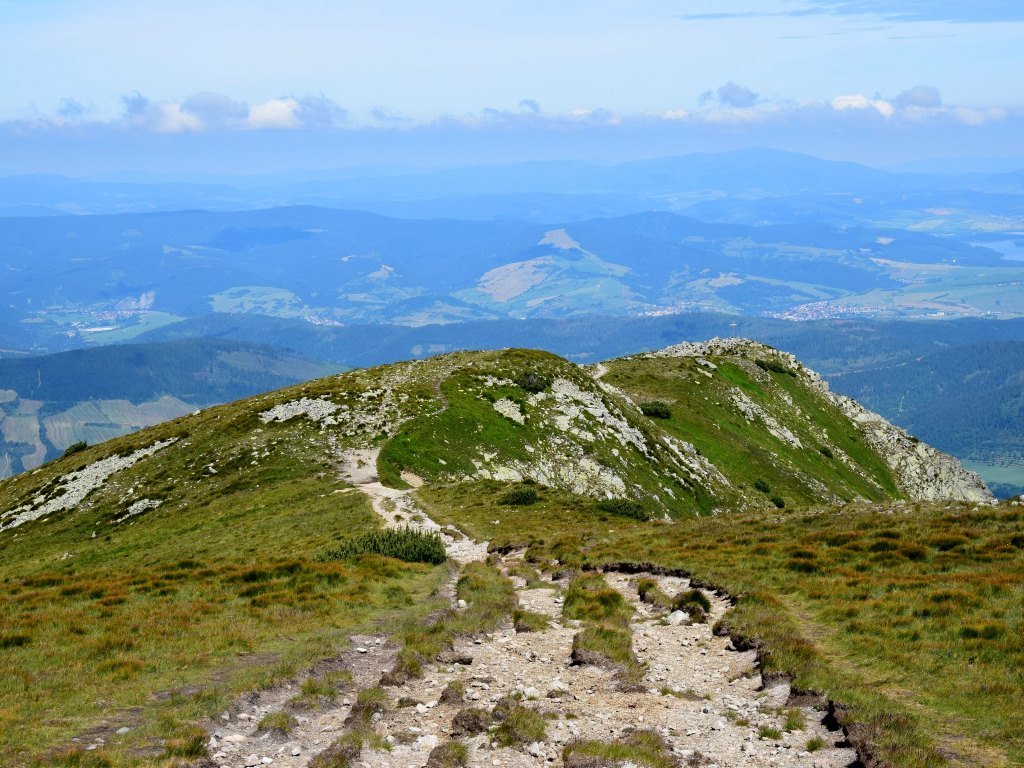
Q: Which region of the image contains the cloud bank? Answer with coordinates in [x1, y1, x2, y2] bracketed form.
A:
[1, 85, 1020, 175]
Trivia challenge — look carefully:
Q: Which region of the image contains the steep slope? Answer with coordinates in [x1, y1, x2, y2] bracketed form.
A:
[609, 338, 989, 505]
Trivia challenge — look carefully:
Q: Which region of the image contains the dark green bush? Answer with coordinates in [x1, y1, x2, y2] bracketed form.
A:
[754, 478, 771, 493]
[595, 498, 651, 521]
[818, 446, 834, 459]
[770, 496, 786, 509]
[516, 372, 551, 393]
[640, 401, 672, 419]
[317, 528, 446, 565]
[499, 486, 539, 506]
[755, 358, 796, 376]
[62, 441, 87, 458]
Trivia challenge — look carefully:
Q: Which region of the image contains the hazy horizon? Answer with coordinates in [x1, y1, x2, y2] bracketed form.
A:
[2, 1, 1022, 175]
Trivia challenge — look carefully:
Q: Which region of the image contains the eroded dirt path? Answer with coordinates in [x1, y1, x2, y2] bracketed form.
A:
[206, 454, 858, 768]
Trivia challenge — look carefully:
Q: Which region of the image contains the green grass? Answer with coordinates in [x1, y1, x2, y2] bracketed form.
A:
[806, 736, 827, 752]
[420, 481, 1024, 767]
[289, 669, 352, 709]
[513, 609, 550, 633]
[563, 730, 678, 768]
[784, 708, 806, 732]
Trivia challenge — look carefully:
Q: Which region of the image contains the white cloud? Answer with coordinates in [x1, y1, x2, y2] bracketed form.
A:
[153, 102, 204, 133]
[830, 94, 894, 118]
[247, 98, 302, 130]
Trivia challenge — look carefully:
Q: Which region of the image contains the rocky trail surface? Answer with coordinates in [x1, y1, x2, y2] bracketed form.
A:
[203, 449, 858, 768]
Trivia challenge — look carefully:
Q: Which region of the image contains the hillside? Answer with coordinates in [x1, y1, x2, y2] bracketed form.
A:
[0, 339, 340, 477]
[1, 341, 1014, 768]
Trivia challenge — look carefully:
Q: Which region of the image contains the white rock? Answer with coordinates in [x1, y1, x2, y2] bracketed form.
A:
[666, 610, 689, 625]
[243, 755, 260, 767]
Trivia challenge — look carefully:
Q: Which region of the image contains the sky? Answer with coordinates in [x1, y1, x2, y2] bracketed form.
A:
[1, 0, 1022, 175]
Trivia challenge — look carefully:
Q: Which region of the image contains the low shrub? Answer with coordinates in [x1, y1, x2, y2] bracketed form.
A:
[62, 441, 88, 458]
[595, 498, 651, 521]
[317, 528, 446, 565]
[640, 401, 672, 419]
[755, 358, 796, 376]
[754, 478, 771, 493]
[516, 372, 551, 394]
[499, 486, 539, 506]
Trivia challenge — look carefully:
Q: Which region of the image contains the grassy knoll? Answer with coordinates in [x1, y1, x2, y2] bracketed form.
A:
[421, 481, 1024, 767]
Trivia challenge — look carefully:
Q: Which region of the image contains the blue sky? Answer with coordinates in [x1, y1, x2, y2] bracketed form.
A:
[0, 0, 1021, 174]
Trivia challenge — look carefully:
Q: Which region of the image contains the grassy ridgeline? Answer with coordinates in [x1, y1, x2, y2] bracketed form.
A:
[421, 482, 1024, 767]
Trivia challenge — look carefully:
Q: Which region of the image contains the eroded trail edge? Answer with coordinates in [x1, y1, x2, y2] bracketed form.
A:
[204, 451, 858, 768]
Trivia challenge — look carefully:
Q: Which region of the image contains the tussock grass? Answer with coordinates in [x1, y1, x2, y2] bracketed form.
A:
[258, 710, 297, 734]
[492, 696, 546, 747]
[426, 740, 469, 768]
[513, 609, 550, 633]
[563, 730, 678, 768]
